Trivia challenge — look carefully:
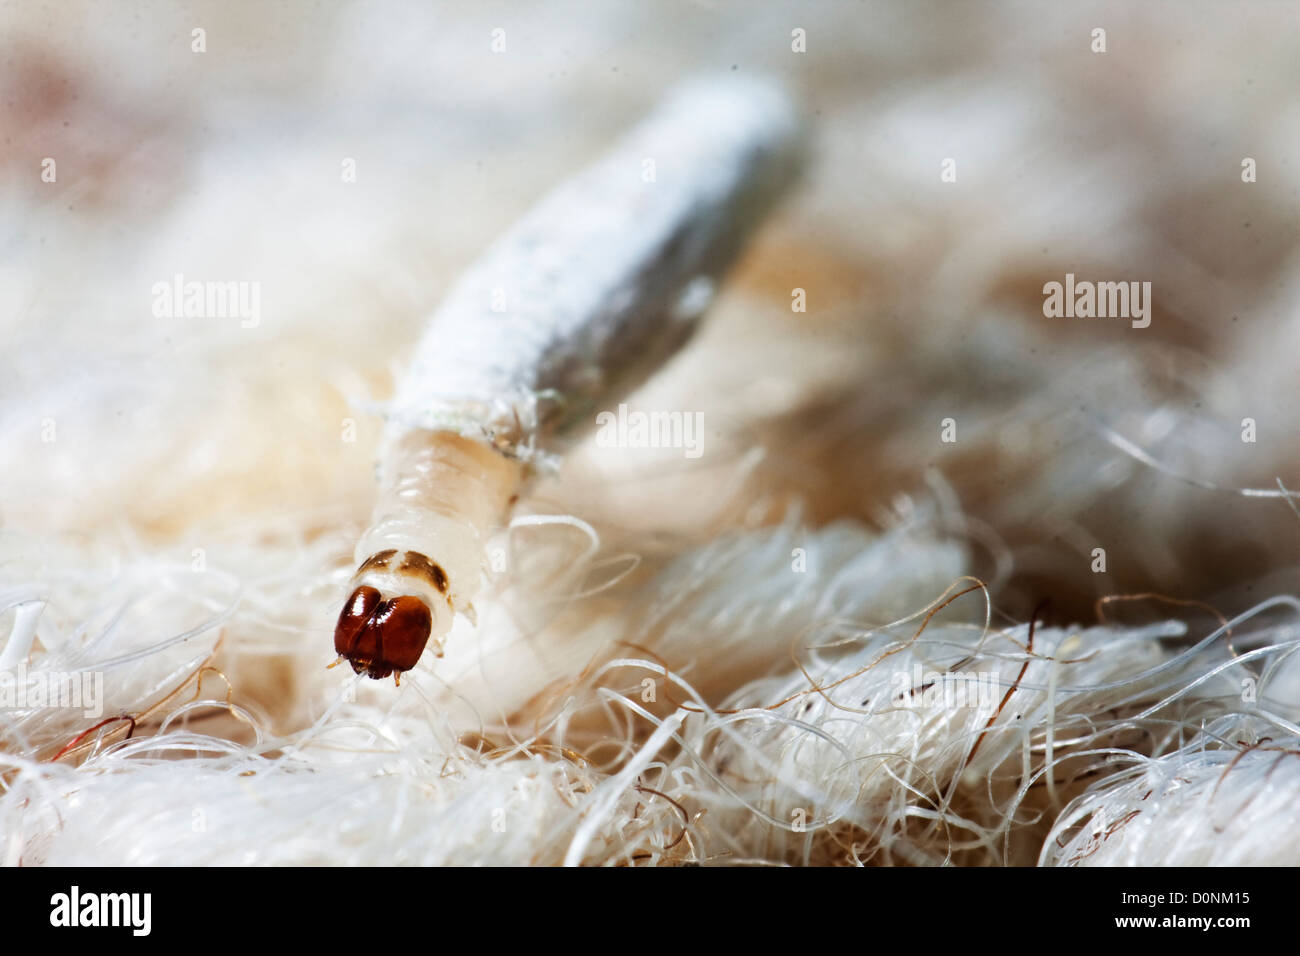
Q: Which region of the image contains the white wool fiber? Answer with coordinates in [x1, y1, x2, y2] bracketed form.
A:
[1044, 724, 1300, 867]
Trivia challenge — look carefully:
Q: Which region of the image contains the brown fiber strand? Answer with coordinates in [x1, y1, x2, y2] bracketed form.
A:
[633, 783, 690, 850]
[967, 599, 1046, 763]
[1094, 591, 1253, 671]
[47, 634, 228, 764]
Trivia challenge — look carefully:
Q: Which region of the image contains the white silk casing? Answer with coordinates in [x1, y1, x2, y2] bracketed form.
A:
[355, 77, 802, 642]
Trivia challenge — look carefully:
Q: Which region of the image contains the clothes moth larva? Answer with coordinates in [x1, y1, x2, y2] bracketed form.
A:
[333, 77, 802, 682]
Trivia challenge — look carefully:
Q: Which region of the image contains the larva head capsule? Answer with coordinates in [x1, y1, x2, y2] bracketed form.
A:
[333, 585, 433, 682]
[331, 548, 459, 682]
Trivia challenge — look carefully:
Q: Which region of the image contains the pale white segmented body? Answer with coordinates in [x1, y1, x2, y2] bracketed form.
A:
[352, 76, 803, 654]
[353, 431, 519, 645]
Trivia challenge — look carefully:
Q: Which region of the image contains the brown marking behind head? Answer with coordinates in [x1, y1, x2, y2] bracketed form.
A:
[399, 550, 449, 594]
[356, 549, 398, 576]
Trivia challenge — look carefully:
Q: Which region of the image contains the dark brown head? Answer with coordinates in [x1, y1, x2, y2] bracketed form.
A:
[333, 586, 433, 682]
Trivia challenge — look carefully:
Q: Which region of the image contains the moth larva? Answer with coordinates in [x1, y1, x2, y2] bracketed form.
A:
[334, 77, 802, 682]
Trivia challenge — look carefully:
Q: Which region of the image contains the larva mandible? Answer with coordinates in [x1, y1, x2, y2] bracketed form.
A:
[333, 77, 802, 683]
